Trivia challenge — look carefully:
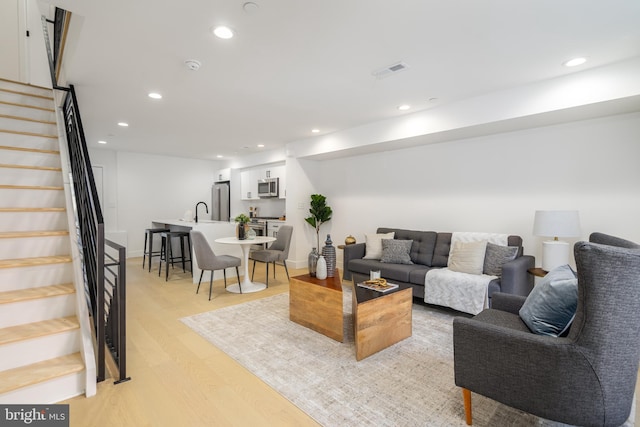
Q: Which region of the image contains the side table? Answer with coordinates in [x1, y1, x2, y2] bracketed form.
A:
[289, 270, 343, 342]
[528, 267, 548, 278]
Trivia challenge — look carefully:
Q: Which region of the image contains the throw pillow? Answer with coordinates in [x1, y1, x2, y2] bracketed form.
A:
[447, 240, 488, 275]
[519, 264, 578, 337]
[380, 239, 414, 264]
[483, 242, 518, 277]
[363, 232, 395, 259]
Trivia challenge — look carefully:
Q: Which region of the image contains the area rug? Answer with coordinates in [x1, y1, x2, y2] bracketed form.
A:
[181, 288, 567, 427]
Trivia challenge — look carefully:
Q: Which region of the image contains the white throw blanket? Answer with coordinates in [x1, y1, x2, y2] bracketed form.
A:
[424, 268, 498, 315]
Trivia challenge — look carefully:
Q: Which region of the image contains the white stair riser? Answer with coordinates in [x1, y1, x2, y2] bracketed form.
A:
[0, 330, 80, 371]
[0, 92, 54, 110]
[0, 188, 65, 208]
[0, 103, 55, 122]
[0, 148, 61, 168]
[0, 294, 75, 328]
[0, 133, 58, 151]
[0, 168, 63, 187]
[0, 263, 73, 292]
[0, 117, 57, 135]
[0, 212, 68, 232]
[0, 370, 84, 404]
[0, 236, 70, 259]
[0, 189, 65, 208]
[0, 81, 52, 98]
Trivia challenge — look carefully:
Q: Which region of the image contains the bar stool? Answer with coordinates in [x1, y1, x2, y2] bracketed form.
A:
[158, 231, 193, 281]
[143, 228, 171, 271]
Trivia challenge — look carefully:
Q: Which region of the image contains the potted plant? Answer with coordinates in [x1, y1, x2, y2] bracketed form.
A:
[234, 213, 251, 240]
[305, 194, 332, 251]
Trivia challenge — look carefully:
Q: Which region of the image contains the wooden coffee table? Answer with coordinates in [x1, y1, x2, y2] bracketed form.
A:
[289, 271, 343, 342]
[352, 282, 412, 360]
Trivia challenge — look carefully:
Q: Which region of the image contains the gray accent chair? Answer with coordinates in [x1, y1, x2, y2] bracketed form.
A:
[453, 232, 640, 426]
[250, 225, 293, 287]
[190, 230, 241, 300]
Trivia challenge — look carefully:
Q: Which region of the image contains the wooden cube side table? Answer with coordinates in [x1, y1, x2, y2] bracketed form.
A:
[352, 283, 413, 361]
[289, 271, 343, 342]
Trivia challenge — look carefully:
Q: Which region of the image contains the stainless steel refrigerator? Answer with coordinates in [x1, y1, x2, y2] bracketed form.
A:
[211, 181, 230, 221]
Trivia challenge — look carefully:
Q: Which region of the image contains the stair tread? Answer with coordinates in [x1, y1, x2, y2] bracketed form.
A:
[0, 352, 83, 394]
[0, 163, 62, 171]
[0, 88, 54, 101]
[0, 78, 52, 93]
[0, 256, 72, 269]
[0, 145, 59, 154]
[0, 100, 55, 113]
[0, 114, 56, 125]
[0, 230, 69, 238]
[0, 316, 78, 346]
[0, 283, 75, 304]
[0, 185, 63, 190]
[0, 207, 66, 212]
[0, 129, 57, 139]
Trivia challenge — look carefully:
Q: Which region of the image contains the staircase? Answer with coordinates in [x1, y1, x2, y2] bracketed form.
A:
[0, 77, 87, 403]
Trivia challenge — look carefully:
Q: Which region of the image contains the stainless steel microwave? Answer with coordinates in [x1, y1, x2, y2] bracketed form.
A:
[258, 178, 279, 197]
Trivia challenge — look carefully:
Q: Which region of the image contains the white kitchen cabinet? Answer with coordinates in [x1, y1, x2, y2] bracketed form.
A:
[215, 168, 231, 182]
[240, 169, 259, 200]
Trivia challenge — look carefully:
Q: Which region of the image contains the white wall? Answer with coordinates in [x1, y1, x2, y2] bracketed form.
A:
[88, 149, 220, 257]
[286, 112, 640, 269]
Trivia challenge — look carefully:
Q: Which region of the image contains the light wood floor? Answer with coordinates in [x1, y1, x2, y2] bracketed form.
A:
[63, 258, 321, 427]
[63, 258, 640, 426]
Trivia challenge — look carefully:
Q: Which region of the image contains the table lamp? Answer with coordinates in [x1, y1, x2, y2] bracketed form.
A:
[533, 210, 581, 271]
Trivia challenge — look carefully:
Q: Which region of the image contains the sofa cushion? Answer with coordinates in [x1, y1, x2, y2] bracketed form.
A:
[483, 243, 519, 277]
[519, 264, 578, 337]
[362, 232, 395, 259]
[380, 239, 413, 264]
[432, 233, 452, 267]
[377, 228, 437, 266]
[447, 240, 488, 275]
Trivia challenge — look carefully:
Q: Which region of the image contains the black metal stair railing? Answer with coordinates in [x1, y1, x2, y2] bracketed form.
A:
[43, 7, 130, 384]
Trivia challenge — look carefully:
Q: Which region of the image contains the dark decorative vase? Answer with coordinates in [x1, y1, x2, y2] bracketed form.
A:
[322, 234, 336, 277]
[237, 222, 246, 240]
[308, 247, 319, 277]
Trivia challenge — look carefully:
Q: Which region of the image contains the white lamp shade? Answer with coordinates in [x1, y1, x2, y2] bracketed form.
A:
[533, 210, 581, 238]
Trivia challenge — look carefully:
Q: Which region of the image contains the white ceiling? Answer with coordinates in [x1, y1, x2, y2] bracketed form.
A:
[49, 0, 640, 161]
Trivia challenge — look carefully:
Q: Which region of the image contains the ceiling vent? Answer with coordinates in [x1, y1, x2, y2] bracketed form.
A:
[372, 61, 409, 79]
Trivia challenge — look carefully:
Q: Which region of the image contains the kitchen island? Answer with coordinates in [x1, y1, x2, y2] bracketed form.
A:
[152, 219, 240, 284]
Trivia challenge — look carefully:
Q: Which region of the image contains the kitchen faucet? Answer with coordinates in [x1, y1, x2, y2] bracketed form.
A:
[195, 201, 208, 223]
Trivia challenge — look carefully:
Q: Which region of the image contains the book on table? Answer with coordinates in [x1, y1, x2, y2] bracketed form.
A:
[357, 280, 399, 293]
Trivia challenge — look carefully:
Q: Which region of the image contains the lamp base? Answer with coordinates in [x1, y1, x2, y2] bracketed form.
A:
[541, 240, 569, 272]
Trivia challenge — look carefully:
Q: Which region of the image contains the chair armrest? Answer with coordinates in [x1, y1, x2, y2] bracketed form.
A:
[453, 316, 601, 422]
[342, 243, 366, 281]
[491, 292, 527, 314]
[500, 255, 535, 296]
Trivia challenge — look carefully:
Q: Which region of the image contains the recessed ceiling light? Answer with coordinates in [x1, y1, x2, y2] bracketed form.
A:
[563, 57, 587, 67]
[257, 144, 265, 148]
[212, 26, 234, 39]
[148, 92, 162, 99]
[398, 104, 411, 111]
[216, 155, 223, 158]
[311, 129, 320, 133]
[98, 140, 107, 144]
[117, 122, 129, 127]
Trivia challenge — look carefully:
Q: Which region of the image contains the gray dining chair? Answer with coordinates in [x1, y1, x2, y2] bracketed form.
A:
[190, 230, 242, 299]
[250, 225, 293, 287]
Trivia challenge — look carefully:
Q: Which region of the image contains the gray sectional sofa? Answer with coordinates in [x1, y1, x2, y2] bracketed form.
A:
[343, 227, 534, 303]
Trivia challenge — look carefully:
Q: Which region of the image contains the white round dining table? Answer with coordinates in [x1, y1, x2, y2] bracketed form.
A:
[215, 236, 276, 293]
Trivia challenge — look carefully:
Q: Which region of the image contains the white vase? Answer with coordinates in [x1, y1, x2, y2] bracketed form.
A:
[316, 255, 327, 280]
